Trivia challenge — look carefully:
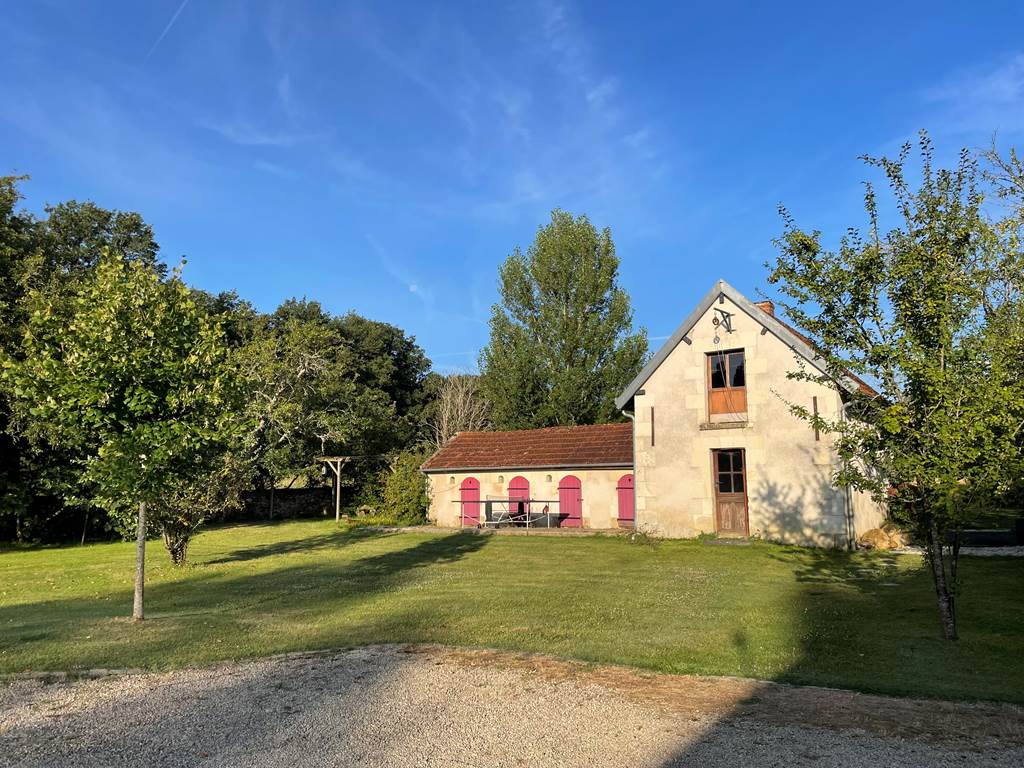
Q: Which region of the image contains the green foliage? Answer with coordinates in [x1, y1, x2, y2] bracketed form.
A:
[0, 176, 36, 534]
[238, 300, 399, 491]
[149, 451, 252, 565]
[335, 312, 433, 443]
[479, 209, 648, 429]
[0, 178, 438, 547]
[1, 252, 238, 534]
[0, 179, 168, 542]
[380, 448, 430, 525]
[768, 132, 1024, 639]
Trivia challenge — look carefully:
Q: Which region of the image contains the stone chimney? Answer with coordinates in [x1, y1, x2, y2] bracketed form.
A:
[754, 300, 775, 317]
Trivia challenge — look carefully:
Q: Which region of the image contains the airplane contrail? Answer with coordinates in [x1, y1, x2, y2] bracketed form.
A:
[144, 0, 191, 62]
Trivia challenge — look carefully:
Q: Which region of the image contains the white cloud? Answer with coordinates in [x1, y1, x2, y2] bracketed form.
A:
[924, 53, 1024, 136]
[200, 119, 318, 147]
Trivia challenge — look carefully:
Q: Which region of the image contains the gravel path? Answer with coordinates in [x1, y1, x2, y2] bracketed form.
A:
[2, 645, 1022, 767]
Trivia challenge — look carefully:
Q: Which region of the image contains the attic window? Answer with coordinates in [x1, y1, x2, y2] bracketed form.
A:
[707, 349, 747, 416]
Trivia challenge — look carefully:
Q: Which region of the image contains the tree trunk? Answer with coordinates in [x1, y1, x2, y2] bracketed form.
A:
[161, 524, 191, 567]
[132, 501, 146, 621]
[80, 511, 89, 546]
[925, 520, 958, 640]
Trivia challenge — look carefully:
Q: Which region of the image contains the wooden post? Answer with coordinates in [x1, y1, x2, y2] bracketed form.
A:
[132, 501, 146, 621]
[326, 460, 342, 522]
[334, 461, 341, 522]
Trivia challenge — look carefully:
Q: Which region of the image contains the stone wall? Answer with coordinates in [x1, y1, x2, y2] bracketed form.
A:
[631, 294, 885, 546]
[230, 487, 333, 521]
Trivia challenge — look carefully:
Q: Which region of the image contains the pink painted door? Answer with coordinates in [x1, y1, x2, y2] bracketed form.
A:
[460, 477, 480, 526]
[558, 475, 582, 527]
[507, 476, 530, 522]
[616, 474, 635, 525]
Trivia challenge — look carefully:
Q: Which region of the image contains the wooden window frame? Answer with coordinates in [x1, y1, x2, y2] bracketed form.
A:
[706, 349, 747, 417]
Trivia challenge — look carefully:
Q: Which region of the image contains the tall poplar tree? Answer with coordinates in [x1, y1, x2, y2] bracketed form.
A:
[480, 209, 648, 429]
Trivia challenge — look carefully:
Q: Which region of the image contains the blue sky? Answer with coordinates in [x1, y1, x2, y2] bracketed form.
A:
[3, 1, 1023, 372]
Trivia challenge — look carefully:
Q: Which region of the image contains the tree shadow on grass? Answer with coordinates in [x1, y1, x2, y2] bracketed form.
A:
[0, 530, 491, 672]
[202, 525, 387, 564]
[655, 546, 1024, 766]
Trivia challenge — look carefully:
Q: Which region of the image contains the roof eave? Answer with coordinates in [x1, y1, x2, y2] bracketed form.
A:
[421, 461, 633, 474]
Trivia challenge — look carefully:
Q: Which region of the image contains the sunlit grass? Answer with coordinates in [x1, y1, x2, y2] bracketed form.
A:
[1, 519, 1021, 702]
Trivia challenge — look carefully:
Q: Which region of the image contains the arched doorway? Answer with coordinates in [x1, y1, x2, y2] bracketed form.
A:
[616, 474, 634, 527]
[558, 475, 582, 527]
[507, 476, 530, 522]
[459, 477, 480, 526]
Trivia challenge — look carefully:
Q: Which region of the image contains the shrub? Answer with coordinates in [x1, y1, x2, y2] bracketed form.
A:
[380, 448, 430, 525]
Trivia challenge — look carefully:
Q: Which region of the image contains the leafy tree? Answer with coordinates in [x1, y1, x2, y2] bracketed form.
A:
[0, 182, 168, 544]
[767, 132, 1024, 640]
[479, 209, 648, 428]
[149, 451, 250, 565]
[0, 177, 36, 539]
[240, 300, 397, 492]
[33, 200, 161, 277]
[982, 142, 1024, 511]
[335, 312, 432, 441]
[1, 253, 237, 617]
[191, 289, 262, 347]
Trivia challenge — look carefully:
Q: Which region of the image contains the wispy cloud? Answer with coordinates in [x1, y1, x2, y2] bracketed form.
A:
[0, 74, 207, 206]
[200, 119, 318, 147]
[145, 0, 191, 62]
[923, 53, 1024, 136]
[253, 159, 297, 179]
[366, 234, 433, 310]
[332, 1, 670, 230]
[365, 233, 489, 333]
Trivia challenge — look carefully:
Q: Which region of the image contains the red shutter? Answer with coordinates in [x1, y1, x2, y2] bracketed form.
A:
[558, 475, 582, 527]
[459, 477, 480, 526]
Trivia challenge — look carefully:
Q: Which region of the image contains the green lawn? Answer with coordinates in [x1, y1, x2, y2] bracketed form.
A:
[2, 520, 1022, 702]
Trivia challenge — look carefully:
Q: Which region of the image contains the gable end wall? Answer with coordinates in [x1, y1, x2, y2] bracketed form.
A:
[632, 294, 884, 546]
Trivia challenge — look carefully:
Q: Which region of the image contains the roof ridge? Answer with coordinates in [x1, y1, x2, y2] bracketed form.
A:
[454, 422, 631, 438]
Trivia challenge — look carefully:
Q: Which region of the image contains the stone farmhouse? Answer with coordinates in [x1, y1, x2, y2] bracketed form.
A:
[421, 280, 885, 546]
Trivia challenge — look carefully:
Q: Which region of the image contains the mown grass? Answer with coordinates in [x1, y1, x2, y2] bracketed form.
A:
[1, 520, 1022, 702]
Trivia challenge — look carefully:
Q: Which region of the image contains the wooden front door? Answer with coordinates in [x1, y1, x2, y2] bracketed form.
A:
[712, 449, 748, 536]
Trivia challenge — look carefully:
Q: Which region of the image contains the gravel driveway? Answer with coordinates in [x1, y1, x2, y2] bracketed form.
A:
[2, 645, 1022, 767]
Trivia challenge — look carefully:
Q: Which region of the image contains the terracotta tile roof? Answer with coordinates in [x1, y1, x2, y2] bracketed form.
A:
[770, 315, 881, 398]
[421, 423, 634, 472]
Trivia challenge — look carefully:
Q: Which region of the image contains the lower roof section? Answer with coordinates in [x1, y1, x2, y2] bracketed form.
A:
[421, 422, 634, 473]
